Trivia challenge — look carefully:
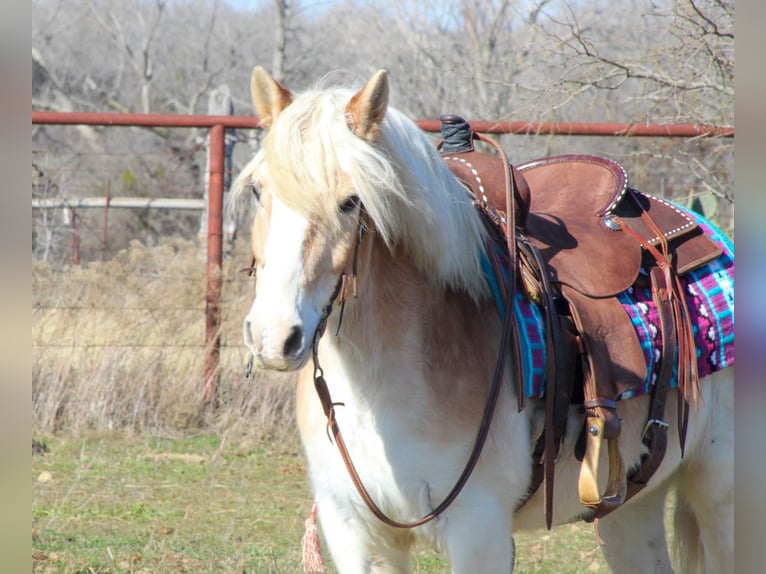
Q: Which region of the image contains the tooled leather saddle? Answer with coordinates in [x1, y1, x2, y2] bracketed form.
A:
[437, 115, 722, 528]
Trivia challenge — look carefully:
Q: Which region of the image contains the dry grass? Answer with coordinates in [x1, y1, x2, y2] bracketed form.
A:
[32, 237, 297, 438]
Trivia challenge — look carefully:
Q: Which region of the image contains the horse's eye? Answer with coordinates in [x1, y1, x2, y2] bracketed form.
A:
[339, 195, 360, 214]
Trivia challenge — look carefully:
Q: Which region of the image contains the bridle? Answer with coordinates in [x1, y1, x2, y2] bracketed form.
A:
[310, 283, 515, 529]
[239, 214, 364, 378]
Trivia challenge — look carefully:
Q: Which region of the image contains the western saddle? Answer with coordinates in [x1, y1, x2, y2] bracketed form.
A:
[437, 115, 722, 529]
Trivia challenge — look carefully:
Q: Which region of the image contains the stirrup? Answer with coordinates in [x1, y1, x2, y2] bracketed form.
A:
[578, 416, 627, 518]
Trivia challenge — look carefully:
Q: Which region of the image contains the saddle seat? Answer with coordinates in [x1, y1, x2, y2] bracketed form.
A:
[519, 155, 722, 295]
[445, 150, 719, 297]
[438, 115, 722, 526]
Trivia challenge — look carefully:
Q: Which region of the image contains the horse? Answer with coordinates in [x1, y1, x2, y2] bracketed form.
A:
[231, 66, 734, 573]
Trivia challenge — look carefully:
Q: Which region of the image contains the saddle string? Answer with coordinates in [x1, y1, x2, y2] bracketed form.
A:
[633, 201, 698, 405]
[615, 198, 699, 456]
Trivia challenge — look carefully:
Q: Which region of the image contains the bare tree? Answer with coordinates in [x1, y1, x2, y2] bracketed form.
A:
[272, 0, 288, 81]
[32, 47, 101, 146]
[88, 0, 167, 114]
[32, 0, 734, 265]
[528, 0, 733, 220]
[534, 0, 732, 123]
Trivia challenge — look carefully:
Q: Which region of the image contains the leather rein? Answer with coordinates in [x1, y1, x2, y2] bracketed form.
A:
[308, 134, 521, 529]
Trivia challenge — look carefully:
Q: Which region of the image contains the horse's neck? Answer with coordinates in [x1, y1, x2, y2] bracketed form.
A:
[322, 238, 423, 371]
[319, 235, 506, 424]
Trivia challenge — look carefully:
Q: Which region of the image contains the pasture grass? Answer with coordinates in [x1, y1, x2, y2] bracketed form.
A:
[32, 433, 608, 573]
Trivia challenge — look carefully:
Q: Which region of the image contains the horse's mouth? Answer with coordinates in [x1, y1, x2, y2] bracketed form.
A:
[253, 352, 311, 373]
[249, 341, 313, 373]
[243, 316, 316, 373]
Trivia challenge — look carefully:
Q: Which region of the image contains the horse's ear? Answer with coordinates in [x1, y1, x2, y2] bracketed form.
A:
[345, 69, 389, 141]
[250, 66, 293, 128]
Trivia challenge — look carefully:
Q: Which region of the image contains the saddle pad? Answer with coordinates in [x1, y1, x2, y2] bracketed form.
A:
[485, 206, 734, 400]
[616, 212, 734, 399]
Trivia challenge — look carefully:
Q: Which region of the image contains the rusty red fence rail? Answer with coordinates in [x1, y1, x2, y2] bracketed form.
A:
[32, 111, 735, 137]
[31, 110, 734, 405]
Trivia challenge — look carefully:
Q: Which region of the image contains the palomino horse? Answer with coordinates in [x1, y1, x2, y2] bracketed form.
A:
[233, 67, 734, 573]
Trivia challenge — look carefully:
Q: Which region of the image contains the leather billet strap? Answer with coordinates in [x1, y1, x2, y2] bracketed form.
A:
[627, 267, 674, 489]
[618, 203, 699, 453]
[516, 236, 576, 529]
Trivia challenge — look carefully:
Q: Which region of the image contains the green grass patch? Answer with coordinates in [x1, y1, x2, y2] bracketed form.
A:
[33, 434, 607, 573]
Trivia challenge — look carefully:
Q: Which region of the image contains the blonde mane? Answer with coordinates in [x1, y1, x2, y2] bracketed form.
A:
[232, 84, 490, 301]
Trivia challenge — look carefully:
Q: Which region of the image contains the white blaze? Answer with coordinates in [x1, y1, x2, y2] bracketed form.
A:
[243, 197, 324, 369]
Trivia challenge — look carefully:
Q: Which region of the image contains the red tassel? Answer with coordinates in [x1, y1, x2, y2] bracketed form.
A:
[301, 501, 325, 573]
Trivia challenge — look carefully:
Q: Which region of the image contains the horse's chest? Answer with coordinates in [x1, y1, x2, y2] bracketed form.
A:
[311, 414, 408, 482]
[303, 408, 451, 517]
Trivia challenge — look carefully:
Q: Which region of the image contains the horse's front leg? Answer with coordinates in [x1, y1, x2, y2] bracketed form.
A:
[442, 495, 515, 574]
[316, 496, 412, 574]
[315, 497, 375, 573]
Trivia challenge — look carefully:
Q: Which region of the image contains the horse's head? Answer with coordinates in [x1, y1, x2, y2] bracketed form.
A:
[235, 67, 391, 371]
[234, 67, 490, 372]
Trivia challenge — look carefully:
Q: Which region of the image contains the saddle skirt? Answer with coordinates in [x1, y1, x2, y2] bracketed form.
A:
[500, 208, 735, 400]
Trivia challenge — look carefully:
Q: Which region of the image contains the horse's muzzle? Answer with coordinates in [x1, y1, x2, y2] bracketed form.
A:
[243, 319, 311, 372]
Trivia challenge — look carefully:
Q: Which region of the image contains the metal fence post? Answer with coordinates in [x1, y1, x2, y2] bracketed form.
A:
[203, 124, 224, 408]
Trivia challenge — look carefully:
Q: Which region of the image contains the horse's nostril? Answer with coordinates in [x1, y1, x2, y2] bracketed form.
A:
[283, 325, 303, 357]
